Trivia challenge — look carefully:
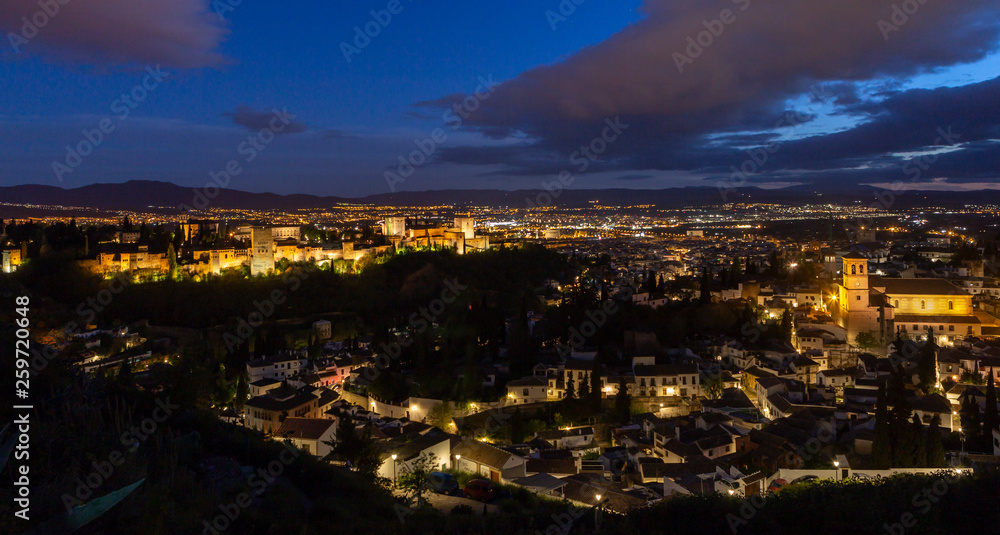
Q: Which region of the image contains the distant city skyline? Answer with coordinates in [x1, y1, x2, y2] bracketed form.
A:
[1, 1, 999, 196]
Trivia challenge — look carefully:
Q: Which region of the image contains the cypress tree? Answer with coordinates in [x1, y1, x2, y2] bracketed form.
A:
[872, 382, 892, 469]
[780, 308, 794, 343]
[910, 414, 926, 468]
[925, 414, 946, 468]
[960, 394, 982, 449]
[699, 267, 711, 304]
[917, 331, 938, 393]
[234, 371, 248, 414]
[984, 376, 998, 436]
[614, 376, 632, 424]
[590, 362, 603, 411]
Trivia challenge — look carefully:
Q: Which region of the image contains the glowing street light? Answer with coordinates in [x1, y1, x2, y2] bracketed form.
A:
[391, 454, 398, 487]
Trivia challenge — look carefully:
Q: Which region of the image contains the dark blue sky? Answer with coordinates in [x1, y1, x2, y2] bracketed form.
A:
[1, 0, 998, 197]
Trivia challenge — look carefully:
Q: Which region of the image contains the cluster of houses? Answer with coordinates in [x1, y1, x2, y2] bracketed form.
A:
[244, 347, 363, 433]
[505, 356, 702, 405]
[229, 235, 1000, 509]
[234, 331, 1000, 512]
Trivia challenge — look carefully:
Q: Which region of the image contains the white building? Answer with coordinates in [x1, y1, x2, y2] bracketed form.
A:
[247, 350, 310, 382]
[506, 376, 548, 404]
[274, 417, 337, 457]
[630, 357, 700, 398]
[377, 432, 452, 484]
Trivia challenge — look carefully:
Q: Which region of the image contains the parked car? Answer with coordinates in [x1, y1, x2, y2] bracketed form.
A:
[427, 472, 460, 495]
[768, 478, 787, 492]
[463, 478, 497, 502]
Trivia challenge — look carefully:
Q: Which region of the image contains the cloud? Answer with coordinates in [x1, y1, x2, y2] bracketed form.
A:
[457, 0, 1000, 135]
[614, 174, 653, 181]
[322, 129, 352, 139]
[421, 0, 1000, 187]
[223, 106, 308, 135]
[0, 0, 228, 68]
[731, 77, 1000, 181]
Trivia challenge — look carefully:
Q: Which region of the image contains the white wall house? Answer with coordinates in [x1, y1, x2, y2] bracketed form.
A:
[506, 376, 548, 404]
[274, 418, 337, 457]
[247, 350, 310, 382]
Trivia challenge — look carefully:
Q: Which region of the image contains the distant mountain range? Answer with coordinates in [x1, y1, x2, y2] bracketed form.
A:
[0, 180, 997, 212]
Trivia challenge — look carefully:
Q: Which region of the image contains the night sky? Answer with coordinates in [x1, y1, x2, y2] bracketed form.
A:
[1, 0, 999, 197]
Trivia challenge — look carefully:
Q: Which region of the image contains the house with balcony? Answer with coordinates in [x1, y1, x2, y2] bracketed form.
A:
[631, 357, 700, 398]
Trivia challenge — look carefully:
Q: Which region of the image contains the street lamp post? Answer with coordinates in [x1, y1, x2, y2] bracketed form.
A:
[834, 460, 840, 482]
[391, 454, 397, 487]
[595, 494, 602, 530]
[455, 454, 461, 470]
[958, 427, 965, 464]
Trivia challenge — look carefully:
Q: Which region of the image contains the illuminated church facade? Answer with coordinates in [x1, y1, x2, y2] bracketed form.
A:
[834, 252, 986, 346]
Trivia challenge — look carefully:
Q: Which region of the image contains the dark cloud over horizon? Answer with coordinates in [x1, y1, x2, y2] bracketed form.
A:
[421, 0, 1000, 187]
